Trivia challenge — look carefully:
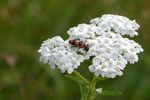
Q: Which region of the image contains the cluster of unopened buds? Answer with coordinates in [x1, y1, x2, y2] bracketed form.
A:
[38, 14, 143, 99]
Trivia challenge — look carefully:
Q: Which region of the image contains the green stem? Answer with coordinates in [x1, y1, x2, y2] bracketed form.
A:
[72, 71, 98, 100]
[73, 71, 89, 85]
[84, 75, 97, 100]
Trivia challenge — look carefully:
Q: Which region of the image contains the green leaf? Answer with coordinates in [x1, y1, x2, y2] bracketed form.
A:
[65, 75, 79, 82]
[101, 90, 122, 96]
[80, 82, 88, 100]
[97, 77, 106, 82]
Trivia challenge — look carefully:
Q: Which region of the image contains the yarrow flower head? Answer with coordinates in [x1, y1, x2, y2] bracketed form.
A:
[38, 36, 84, 74]
[38, 14, 143, 78]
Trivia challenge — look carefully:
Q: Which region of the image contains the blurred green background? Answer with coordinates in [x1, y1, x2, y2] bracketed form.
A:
[0, 0, 150, 100]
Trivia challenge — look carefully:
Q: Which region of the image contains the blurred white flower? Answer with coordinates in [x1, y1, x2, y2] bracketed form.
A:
[38, 14, 143, 78]
[96, 88, 103, 94]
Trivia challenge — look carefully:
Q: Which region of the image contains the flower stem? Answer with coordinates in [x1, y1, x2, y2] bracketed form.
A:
[72, 71, 98, 100]
[73, 71, 89, 85]
[84, 75, 97, 100]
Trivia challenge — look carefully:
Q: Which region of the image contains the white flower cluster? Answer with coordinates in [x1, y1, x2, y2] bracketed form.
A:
[38, 36, 84, 74]
[67, 24, 99, 41]
[90, 14, 140, 37]
[38, 14, 143, 78]
[87, 34, 143, 78]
